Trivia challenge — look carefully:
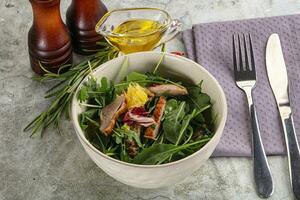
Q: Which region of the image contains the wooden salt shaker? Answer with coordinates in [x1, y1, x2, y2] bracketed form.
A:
[28, 0, 73, 75]
[66, 0, 108, 55]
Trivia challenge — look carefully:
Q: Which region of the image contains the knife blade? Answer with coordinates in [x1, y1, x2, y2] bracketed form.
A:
[266, 33, 300, 199]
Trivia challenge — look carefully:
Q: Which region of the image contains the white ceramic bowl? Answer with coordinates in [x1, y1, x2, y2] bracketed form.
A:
[71, 52, 227, 189]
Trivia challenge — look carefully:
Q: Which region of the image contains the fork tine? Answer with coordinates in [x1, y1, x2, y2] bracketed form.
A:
[243, 34, 251, 71]
[233, 35, 239, 76]
[248, 34, 256, 74]
[237, 34, 244, 71]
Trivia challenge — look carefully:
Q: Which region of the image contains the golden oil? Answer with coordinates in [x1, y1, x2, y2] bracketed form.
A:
[107, 19, 165, 54]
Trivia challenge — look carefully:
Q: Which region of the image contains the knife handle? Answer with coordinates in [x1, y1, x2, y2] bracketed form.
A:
[250, 104, 274, 198]
[282, 113, 300, 200]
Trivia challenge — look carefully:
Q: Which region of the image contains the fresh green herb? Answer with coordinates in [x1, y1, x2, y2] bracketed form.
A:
[24, 42, 118, 136]
[114, 126, 143, 148]
[126, 71, 148, 82]
[163, 100, 186, 144]
[186, 82, 211, 110]
[133, 138, 211, 165]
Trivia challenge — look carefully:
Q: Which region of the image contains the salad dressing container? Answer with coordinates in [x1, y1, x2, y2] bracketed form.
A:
[95, 8, 182, 54]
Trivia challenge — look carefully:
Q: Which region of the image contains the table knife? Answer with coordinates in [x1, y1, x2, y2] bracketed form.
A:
[266, 33, 300, 199]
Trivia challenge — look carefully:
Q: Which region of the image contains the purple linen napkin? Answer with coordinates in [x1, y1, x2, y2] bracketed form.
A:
[183, 15, 300, 157]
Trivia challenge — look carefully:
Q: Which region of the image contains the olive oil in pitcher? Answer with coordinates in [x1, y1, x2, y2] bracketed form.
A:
[95, 8, 182, 54]
[107, 19, 165, 54]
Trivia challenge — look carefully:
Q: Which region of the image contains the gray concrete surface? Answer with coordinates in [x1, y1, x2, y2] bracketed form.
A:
[1, 0, 300, 199]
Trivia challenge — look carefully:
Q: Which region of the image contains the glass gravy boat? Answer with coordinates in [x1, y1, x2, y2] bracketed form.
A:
[95, 8, 182, 54]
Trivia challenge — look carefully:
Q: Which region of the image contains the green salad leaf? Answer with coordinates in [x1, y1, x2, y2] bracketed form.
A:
[113, 126, 143, 148]
[126, 71, 148, 82]
[133, 138, 211, 165]
[187, 83, 211, 110]
[133, 143, 179, 164]
[163, 100, 186, 144]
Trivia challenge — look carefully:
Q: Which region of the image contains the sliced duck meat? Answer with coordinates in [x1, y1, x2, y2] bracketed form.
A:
[147, 84, 188, 96]
[144, 96, 166, 140]
[100, 94, 127, 136]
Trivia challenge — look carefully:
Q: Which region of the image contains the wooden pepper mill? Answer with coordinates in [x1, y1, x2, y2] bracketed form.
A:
[28, 0, 73, 75]
[66, 0, 108, 55]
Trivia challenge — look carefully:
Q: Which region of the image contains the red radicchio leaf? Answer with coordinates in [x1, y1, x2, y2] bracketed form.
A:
[130, 107, 148, 116]
[123, 107, 155, 127]
[123, 112, 134, 125]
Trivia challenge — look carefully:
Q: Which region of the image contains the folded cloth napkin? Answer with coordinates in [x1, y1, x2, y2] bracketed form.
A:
[183, 14, 300, 157]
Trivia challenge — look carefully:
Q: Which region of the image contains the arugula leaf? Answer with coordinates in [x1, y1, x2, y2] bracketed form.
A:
[95, 132, 107, 153]
[105, 146, 118, 157]
[113, 126, 143, 148]
[78, 76, 115, 105]
[113, 132, 123, 145]
[183, 125, 194, 144]
[79, 108, 98, 130]
[85, 116, 100, 127]
[146, 97, 159, 114]
[146, 73, 183, 88]
[126, 71, 148, 82]
[133, 143, 177, 164]
[126, 130, 143, 148]
[133, 138, 211, 165]
[100, 77, 108, 91]
[187, 84, 211, 110]
[120, 143, 131, 162]
[164, 99, 178, 115]
[163, 100, 186, 144]
[78, 85, 88, 102]
[163, 98, 209, 145]
[175, 109, 197, 145]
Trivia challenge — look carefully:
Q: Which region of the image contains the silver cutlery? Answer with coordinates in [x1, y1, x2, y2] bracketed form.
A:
[233, 33, 274, 198]
[266, 33, 300, 200]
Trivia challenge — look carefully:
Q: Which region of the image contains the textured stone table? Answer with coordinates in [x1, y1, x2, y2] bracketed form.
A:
[1, 0, 300, 199]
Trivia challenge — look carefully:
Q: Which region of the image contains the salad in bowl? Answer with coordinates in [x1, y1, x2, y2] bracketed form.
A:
[71, 52, 227, 188]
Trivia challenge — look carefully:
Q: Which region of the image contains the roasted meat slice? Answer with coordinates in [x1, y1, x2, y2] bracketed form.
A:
[147, 84, 188, 96]
[100, 94, 127, 136]
[144, 96, 166, 140]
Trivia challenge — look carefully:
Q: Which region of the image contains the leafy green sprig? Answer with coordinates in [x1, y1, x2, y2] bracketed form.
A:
[24, 42, 119, 136]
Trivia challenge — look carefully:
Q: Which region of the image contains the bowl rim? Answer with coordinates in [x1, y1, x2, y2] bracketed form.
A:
[71, 51, 227, 168]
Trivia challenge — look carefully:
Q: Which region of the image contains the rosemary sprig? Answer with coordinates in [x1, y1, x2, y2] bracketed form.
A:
[24, 43, 119, 136]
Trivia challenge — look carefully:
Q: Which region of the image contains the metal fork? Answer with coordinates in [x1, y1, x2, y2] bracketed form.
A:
[233, 34, 274, 198]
